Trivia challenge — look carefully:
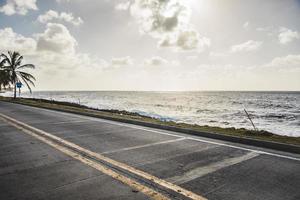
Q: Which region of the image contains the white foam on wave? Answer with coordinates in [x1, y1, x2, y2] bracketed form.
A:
[3, 91, 300, 137]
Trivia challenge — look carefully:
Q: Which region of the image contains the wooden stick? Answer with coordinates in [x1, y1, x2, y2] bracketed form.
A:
[244, 108, 258, 131]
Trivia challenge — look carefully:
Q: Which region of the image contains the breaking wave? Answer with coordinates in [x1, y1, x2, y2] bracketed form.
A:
[2, 91, 299, 137]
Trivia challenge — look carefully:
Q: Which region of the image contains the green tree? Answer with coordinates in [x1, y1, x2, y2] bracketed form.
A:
[1, 51, 36, 98]
[0, 70, 10, 91]
[0, 57, 10, 91]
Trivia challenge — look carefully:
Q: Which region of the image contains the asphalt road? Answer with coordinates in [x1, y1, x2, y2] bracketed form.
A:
[0, 101, 300, 200]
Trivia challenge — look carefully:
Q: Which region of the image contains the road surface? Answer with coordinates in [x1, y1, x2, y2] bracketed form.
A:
[0, 101, 299, 200]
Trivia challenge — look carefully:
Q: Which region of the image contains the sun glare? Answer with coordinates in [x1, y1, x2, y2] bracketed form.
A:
[187, 0, 204, 8]
[186, 0, 209, 13]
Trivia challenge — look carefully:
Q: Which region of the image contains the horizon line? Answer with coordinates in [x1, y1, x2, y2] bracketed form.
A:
[21, 89, 300, 93]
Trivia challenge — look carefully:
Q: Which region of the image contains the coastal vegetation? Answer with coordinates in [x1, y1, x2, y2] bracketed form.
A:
[0, 96, 299, 147]
[0, 68, 10, 91]
[0, 51, 36, 98]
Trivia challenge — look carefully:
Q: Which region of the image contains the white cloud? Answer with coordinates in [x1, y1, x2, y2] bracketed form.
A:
[126, 0, 210, 51]
[256, 26, 299, 43]
[38, 10, 83, 26]
[130, 0, 190, 33]
[278, 27, 299, 45]
[265, 54, 300, 71]
[0, 27, 36, 54]
[32, 49, 107, 71]
[0, 0, 37, 15]
[36, 23, 78, 54]
[144, 56, 168, 66]
[177, 29, 210, 51]
[159, 29, 210, 51]
[231, 40, 262, 53]
[209, 51, 228, 58]
[144, 56, 180, 66]
[0, 25, 112, 76]
[111, 56, 133, 66]
[243, 22, 249, 30]
[115, 1, 131, 11]
[255, 26, 277, 37]
[256, 26, 272, 32]
[186, 55, 197, 60]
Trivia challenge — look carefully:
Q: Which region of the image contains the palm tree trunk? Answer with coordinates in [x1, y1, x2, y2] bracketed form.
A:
[14, 82, 17, 99]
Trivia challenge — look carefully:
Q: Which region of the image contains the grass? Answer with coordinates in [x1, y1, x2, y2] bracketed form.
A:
[1, 96, 299, 146]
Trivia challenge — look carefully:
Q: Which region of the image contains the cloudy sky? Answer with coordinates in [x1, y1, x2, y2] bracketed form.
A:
[0, 0, 300, 91]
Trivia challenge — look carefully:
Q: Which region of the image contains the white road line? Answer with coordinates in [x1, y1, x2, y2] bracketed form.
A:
[79, 117, 300, 161]
[31, 120, 89, 125]
[0, 113, 207, 200]
[0, 119, 170, 200]
[185, 137, 300, 161]
[167, 152, 259, 184]
[135, 145, 216, 167]
[102, 138, 186, 154]
[4, 103, 300, 161]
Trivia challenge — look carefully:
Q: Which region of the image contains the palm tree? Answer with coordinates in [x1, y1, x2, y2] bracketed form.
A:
[0, 70, 10, 91]
[1, 51, 36, 98]
[0, 57, 9, 91]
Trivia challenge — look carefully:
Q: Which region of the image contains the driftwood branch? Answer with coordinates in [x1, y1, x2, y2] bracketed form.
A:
[244, 108, 258, 131]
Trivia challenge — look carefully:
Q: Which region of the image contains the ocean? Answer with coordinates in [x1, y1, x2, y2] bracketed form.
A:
[2, 91, 300, 137]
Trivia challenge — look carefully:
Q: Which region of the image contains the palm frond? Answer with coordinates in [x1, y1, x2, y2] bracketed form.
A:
[1, 66, 13, 71]
[20, 76, 32, 93]
[15, 56, 23, 67]
[8, 51, 14, 65]
[0, 59, 6, 68]
[8, 51, 13, 59]
[13, 52, 21, 67]
[21, 74, 35, 86]
[0, 53, 11, 66]
[21, 75, 35, 87]
[18, 71, 36, 81]
[17, 64, 35, 70]
[8, 51, 20, 67]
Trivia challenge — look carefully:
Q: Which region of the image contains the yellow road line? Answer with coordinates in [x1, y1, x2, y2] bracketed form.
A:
[0, 115, 169, 200]
[0, 113, 207, 200]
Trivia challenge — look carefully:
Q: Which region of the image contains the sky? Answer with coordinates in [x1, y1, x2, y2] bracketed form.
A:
[0, 0, 300, 91]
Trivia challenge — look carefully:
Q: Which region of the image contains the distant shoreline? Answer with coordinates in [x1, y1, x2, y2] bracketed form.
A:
[7, 90, 300, 93]
[1, 96, 299, 148]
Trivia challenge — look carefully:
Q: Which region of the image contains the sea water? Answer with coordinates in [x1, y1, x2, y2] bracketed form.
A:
[3, 91, 299, 137]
